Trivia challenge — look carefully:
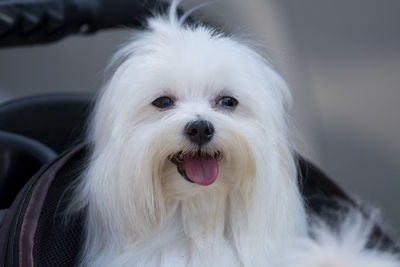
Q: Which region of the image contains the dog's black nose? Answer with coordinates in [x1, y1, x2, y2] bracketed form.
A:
[185, 120, 214, 146]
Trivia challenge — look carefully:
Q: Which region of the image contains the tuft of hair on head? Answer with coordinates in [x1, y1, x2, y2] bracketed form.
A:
[168, 0, 181, 25]
[167, 0, 213, 26]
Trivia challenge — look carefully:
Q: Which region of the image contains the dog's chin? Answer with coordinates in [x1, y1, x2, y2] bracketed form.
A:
[168, 150, 223, 186]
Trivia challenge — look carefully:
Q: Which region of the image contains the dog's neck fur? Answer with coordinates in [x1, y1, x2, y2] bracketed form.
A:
[75, 139, 307, 267]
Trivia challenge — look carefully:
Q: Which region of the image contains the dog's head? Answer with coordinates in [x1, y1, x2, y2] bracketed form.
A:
[90, 15, 293, 203]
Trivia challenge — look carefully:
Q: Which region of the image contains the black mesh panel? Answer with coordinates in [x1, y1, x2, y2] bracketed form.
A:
[33, 148, 86, 267]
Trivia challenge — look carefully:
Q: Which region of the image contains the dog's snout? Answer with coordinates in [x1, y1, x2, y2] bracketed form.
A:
[185, 120, 214, 146]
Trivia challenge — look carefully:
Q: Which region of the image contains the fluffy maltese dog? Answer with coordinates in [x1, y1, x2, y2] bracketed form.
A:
[70, 1, 399, 266]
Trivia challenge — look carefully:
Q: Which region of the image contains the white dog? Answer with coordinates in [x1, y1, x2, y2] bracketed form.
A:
[69, 1, 399, 266]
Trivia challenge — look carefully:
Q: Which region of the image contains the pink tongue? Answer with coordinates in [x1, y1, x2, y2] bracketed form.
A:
[184, 154, 219, 186]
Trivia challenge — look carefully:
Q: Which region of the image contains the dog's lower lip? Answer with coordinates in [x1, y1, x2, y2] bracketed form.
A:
[169, 151, 222, 184]
[169, 152, 192, 183]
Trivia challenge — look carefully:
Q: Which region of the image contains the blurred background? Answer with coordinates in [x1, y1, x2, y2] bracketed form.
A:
[0, 0, 399, 233]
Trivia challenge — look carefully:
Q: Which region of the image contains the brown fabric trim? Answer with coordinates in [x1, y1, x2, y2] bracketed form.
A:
[0, 175, 32, 267]
[19, 144, 85, 267]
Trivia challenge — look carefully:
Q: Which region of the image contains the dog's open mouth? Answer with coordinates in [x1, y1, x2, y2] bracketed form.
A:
[169, 151, 222, 186]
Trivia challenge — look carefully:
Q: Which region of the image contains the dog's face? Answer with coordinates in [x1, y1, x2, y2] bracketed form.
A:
[93, 18, 292, 200]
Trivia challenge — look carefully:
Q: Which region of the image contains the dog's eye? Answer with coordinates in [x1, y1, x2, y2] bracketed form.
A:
[152, 96, 174, 109]
[217, 96, 238, 108]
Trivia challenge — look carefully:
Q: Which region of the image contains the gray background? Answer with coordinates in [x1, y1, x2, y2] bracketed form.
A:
[0, 0, 399, 234]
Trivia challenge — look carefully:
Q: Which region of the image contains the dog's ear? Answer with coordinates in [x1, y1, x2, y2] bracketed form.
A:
[254, 54, 293, 115]
[268, 67, 293, 114]
[228, 36, 293, 116]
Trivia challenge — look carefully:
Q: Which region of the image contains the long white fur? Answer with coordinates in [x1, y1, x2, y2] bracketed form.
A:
[69, 1, 399, 266]
[284, 212, 400, 267]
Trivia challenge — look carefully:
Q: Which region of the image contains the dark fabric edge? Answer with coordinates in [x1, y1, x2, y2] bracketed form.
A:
[297, 155, 353, 203]
[19, 144, 85, 267]
[0, 174, 34, 267]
